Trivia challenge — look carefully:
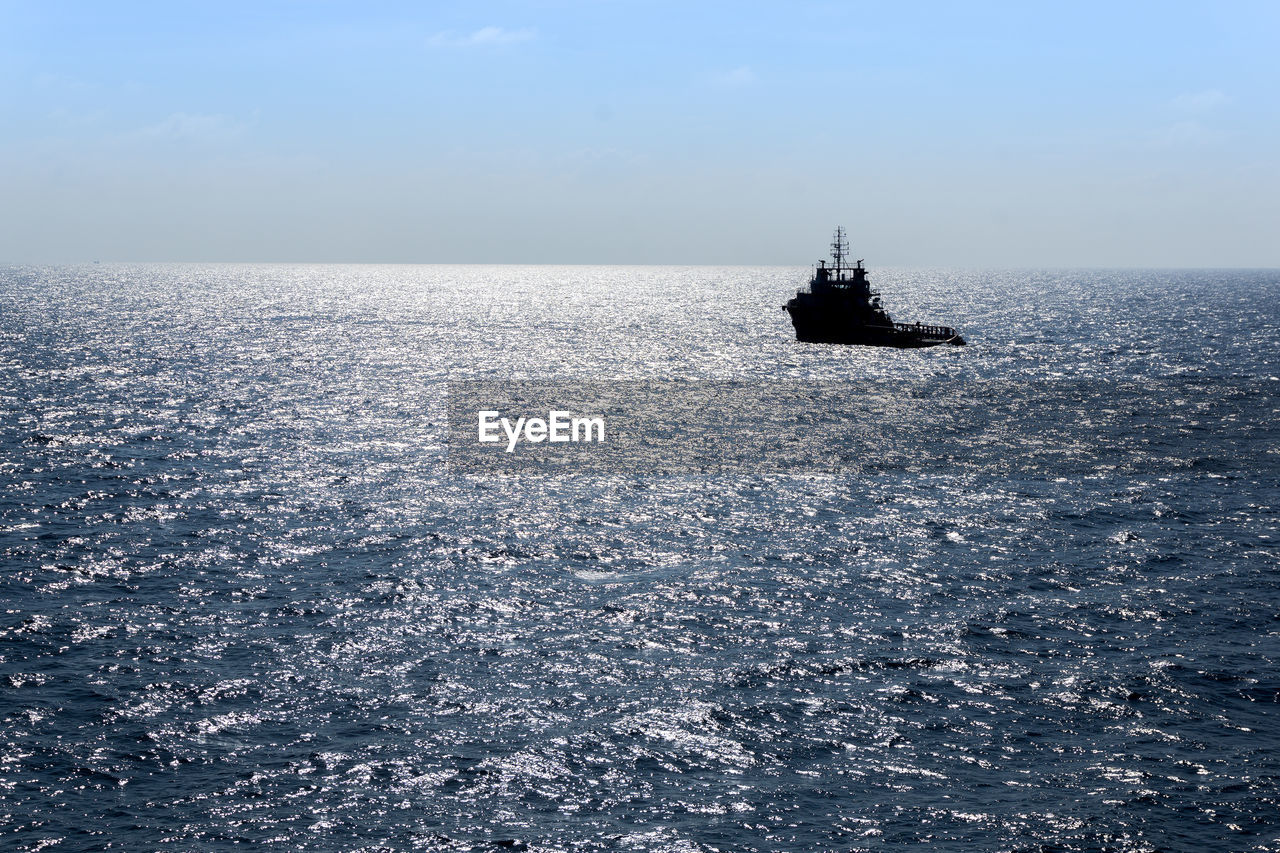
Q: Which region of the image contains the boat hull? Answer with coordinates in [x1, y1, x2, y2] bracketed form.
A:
[785, 302, 966, 348]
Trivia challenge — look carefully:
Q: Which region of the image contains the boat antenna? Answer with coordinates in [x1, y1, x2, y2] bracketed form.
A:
[831, 227, 849, 275]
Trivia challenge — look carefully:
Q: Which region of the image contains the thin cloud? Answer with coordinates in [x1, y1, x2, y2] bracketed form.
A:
[712, 66, 757, 87]
[1172, 89, 1230, 112]
[1152, 90, 1231, 148]
[128, 112, 245, 144]
[427, 27, 537, 48]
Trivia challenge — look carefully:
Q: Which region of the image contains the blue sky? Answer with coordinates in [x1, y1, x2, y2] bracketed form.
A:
[2, 1, 1277, 264]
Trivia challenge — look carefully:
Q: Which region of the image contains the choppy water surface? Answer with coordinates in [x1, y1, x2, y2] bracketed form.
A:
[2, 264, 1278, 851]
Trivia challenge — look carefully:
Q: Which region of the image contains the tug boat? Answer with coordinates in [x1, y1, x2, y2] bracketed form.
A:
[784, 228, 965, 348]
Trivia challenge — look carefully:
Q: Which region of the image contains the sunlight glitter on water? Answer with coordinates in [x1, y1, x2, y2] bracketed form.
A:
[1, 263, 1278, 851]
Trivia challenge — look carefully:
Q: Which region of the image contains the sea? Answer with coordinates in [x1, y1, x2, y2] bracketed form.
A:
[1, 264, 1277, 852]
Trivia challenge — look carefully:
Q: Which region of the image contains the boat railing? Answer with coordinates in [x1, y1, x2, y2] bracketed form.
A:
[893, 322, 956, 338]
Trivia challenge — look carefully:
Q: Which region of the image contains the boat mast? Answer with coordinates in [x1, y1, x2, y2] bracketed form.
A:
[831, 227, 849, 277]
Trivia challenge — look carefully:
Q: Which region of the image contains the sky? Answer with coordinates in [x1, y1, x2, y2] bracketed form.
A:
[2, 1, 1278, 265]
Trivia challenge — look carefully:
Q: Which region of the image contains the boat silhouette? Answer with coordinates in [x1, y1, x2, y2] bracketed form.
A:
[784, 228, 965, 348]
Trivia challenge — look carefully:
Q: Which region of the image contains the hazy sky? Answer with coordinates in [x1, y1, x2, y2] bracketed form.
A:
[2, 1, 1277, 265]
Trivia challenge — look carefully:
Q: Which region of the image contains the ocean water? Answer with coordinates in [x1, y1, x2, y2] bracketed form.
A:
[1, 264, 1278, 852]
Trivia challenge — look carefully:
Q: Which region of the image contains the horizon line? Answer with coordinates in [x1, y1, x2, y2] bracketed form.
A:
[4, 260, 1279, 271]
